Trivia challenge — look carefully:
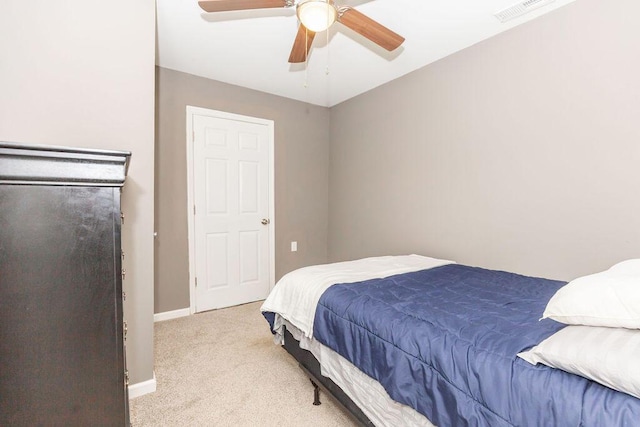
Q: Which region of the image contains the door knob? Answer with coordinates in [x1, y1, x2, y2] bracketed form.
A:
[261, 218, 270, 225]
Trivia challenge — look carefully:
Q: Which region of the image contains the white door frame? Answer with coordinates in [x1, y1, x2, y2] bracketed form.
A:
[186, 106, 275, 314]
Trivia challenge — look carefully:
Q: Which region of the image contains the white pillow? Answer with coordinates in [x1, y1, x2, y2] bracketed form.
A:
[542, 259, 640, 329]
[609, 259, 640, 274]
[518, 325, 640, 399]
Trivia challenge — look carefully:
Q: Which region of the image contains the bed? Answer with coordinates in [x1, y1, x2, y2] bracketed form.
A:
[261, 255, 640, 426]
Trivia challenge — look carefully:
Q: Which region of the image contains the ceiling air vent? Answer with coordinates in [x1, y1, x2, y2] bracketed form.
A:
[494, 0, 556, 23]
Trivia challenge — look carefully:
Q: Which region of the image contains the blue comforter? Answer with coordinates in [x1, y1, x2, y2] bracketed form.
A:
[313, 264, 640, 426]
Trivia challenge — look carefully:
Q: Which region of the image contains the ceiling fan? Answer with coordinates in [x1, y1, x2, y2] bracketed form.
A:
[198, 0, 405, 63]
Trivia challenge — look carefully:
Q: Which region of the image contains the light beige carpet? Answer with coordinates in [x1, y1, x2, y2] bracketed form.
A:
[130, 301, 358, 426]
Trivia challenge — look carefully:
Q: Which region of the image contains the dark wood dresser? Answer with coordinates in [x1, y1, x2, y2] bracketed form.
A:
[0, 142, 131, 426]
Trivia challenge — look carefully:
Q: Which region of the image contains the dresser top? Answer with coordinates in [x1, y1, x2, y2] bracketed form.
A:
[0, 142, 131, 186]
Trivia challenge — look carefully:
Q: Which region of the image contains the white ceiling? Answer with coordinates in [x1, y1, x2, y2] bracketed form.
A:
[156, 0, 576, 107]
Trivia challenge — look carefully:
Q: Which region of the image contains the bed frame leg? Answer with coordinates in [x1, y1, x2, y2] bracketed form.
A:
[310, 380, 321, 406]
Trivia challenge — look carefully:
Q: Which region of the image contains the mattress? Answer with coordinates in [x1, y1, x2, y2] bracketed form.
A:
[281, 318, 435, 427]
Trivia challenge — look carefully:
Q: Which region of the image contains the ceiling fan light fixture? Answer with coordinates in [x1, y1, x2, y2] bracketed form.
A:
[296, 0, 337, 32]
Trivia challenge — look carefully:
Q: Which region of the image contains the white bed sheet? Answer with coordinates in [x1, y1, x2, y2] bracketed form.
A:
[283, 318, 435, 427]
[261, 254, 453, 340]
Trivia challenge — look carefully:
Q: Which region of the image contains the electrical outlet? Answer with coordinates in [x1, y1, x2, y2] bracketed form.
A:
[291, 241, 297, 252]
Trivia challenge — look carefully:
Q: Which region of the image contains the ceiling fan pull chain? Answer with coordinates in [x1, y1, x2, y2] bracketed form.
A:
[325, 5, 330, 76]
[304, 26, 308, 88]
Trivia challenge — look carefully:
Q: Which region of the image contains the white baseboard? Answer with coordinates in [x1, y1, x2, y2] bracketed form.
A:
[154, 307, 191, 323]
[129, 373, 157, 399]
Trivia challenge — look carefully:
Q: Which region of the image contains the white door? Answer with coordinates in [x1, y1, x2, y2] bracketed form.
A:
[190, 109, 273, 312]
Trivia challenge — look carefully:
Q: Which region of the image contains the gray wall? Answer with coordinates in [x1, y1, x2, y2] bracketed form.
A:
[329, 0, 640, 281]
[0, 1, 156, 385]
[155, 67, 330, 313]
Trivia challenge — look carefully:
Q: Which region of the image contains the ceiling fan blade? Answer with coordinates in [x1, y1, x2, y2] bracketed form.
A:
[288, 25, 316, 63]
[198, 0, 288, 13]
[338, 7, 404, 51]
